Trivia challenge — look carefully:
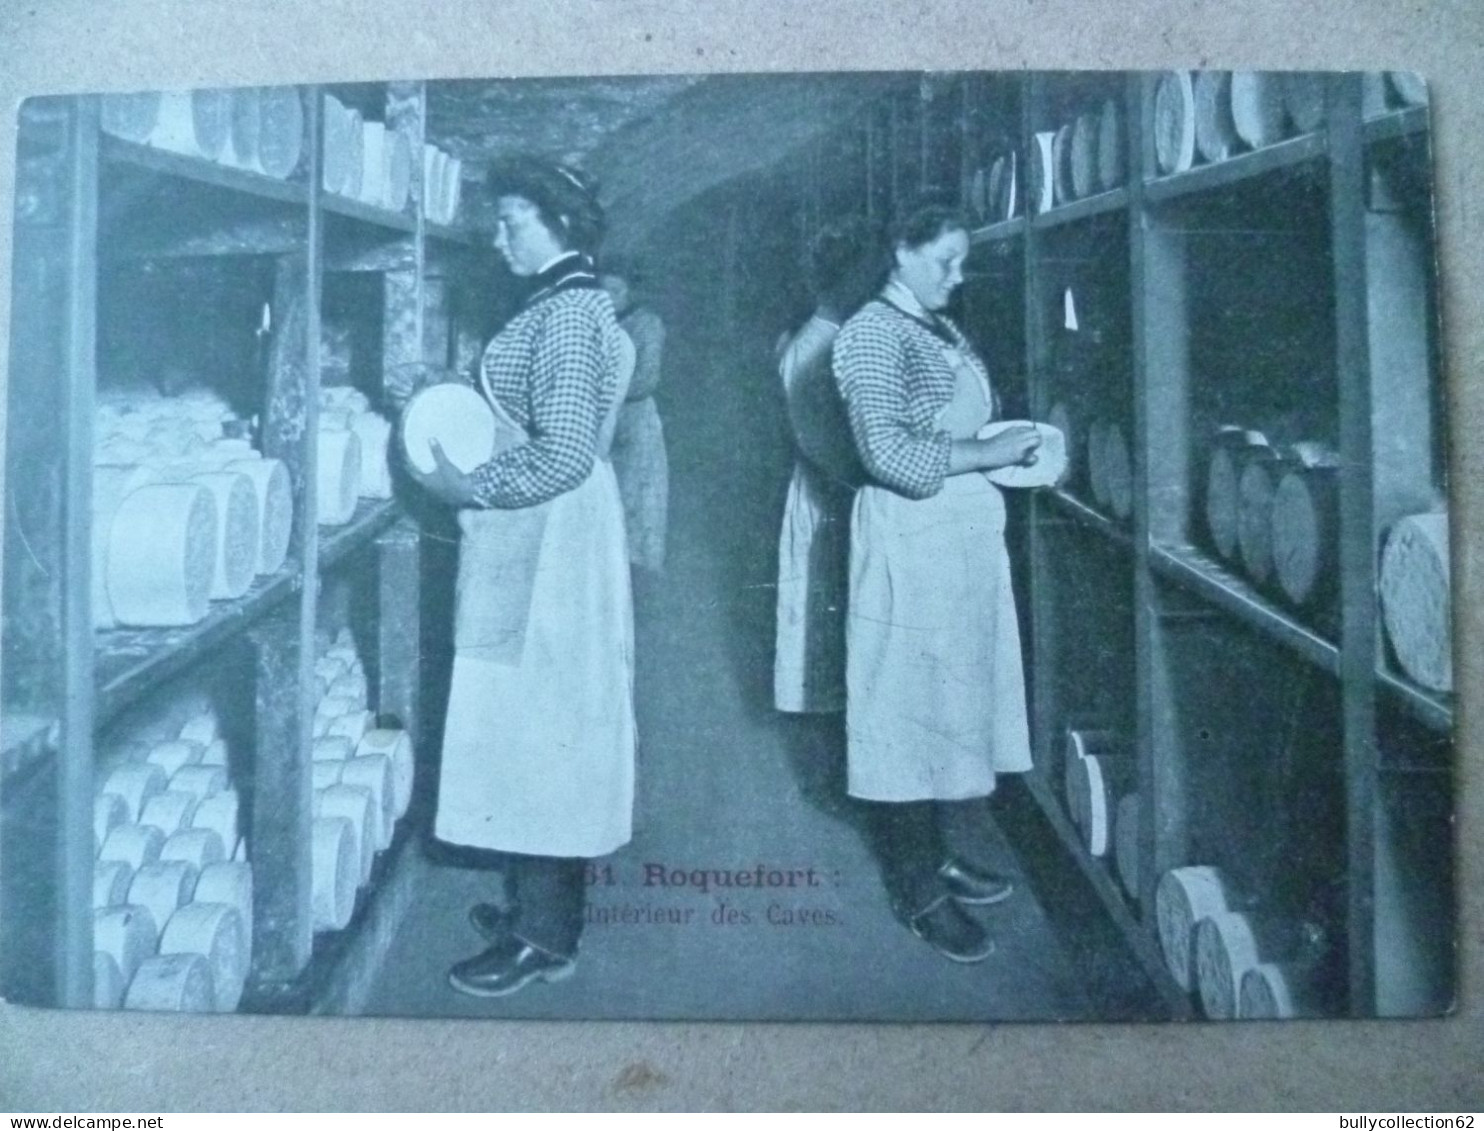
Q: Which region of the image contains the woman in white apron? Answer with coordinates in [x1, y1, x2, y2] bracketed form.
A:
[833, 203, 1042, 964]
[411, 158, 636, 998]
[773, 217, 880, 714]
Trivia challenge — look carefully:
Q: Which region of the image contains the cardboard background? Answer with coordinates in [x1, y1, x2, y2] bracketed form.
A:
[0, 0, 1480, 1111]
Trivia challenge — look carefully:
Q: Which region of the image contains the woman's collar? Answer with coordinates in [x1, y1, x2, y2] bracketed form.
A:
[883, 278, 930, 319]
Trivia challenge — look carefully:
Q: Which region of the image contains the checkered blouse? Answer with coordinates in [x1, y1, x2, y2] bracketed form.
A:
[470, 286, 623, 509]
[833, 300, 992, 500]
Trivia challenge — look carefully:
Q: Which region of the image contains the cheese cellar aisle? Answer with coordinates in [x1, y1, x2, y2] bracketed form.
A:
[0, 70, 1453, 1022]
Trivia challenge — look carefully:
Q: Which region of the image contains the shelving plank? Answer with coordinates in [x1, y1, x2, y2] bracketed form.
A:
[1043, 488, 1132, 546]
[1022, 771, 1191, 1019]
[1144, 133, 1327, 204]
[319, 499, 403, 573]
[101, 136, 309, 207]
[1149, 543, 1341, 675]
[1030, 187, 1129, 230]
[1376, 668, 1453, 734]
[321, 193, 417, 234]
[1364, 107, 1429, 146]
[94, 572, 299, 727]
[425, 221, 481, 247]
[970, 216, 1027, 245]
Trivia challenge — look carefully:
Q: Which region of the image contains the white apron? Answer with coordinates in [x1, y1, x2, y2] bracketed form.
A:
[844, 343, 1033, 801]
[434, 350, 636, 859]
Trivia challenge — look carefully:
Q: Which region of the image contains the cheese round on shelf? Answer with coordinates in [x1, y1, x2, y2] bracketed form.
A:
[1231, 71, 1289, 150]
[357, 729, 414, 819]
[106, 483, 217, 627]
[327, 710, 374, 747]
[256, 86, 305, 179]
[1097, 97, 1124, 192]
[329, 671, 369, 706]
[189, 469, 259, 600]
[341, 754, 395, 851]
[146, 739, 205, 778]
[1239, 961, 1320, 1019]
[93, 950, 127, 1010]
[101, 763, 168, 822]
[169, 764, 228, 802]
[313, 760, 346, 791]
[225, 86, 263, 171]
[94, 904, 159, 985]
[313, 736, 356, 763]
[318, 427, 363, 526]
[94, 858, 134, 909]
[94, 793, 131, 855]
[179, 715, 220, 749]
[1379, 512, 1452, 693]
[316, 783, 377, 885]
[99, 823, 166, 871]
[311, 816, 358, 932]
[91, 464, 161, 629]
[128, 860, 198, 943]
[160, 901, 246, 1012]
[140, 790, 200, 836]
[1194, 909, 1262, 1020]
[1155, 864, 1233, 991]
[1114, 793, 1141, 901]
[199, 738, 230, 767]
[149, 90, 229, 160]
[1103, 423, 1133, 519]
[124, 952, 215, 1014]
[192, 789, 240, 855]
[101, 92, 163, 143]
[195, 861, 254, 959]
[1194, 71, 1240, 163]
[159, 827, 226, 873]
[1153, 70, 1197, 174]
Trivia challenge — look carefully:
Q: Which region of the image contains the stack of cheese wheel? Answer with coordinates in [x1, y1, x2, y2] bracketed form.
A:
[316, 782, 378, 886]
[159, 901, 246, 1011]
[195, 862, 254, 962]
[1097, 97, 1124, 191]
[1379, 511, 1452, 693]
[1061, 729, 1131, 858]
[127, 861, 198, 951]
[1239, 961, 1323, 1019]
[1270, 445, 1340, 610]
[318, 421, 363, 526]
[223, 86, 303, 179]
[1194, 72, 1240, 164]
[422, 143, 464, 226]
[1230, 72, 1290, 151]
[1194, 909, 1321, 1021]
[1236, 445, 1291, 588]
[322, 386, 393, 500]
[100, 92, 164, 144]
[1114, 793, 1140, 901]
[1155, 864, 1234, 993]
[1205, 428, 1269, 563]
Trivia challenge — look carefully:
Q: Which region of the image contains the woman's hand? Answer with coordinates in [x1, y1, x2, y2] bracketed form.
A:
[410, 439, 480, 507]
[977, 424, 1043, 470]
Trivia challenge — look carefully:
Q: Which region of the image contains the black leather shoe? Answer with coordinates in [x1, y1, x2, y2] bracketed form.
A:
[939, 858, 1014, 906]
[908, 895, 995, 963]
[468, 902, 515, 943]
[447, 937, 575, 998]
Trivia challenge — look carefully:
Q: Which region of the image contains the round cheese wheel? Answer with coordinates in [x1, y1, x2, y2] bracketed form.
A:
[1206, 430, 1270, 560]
[312, 816, 358, 932]
[200, 438, 257, 466]
[94, 858, 134, 909]
[189, 470, 258, 600]
[1114, 792, 1141, 901]
[159, 901, 246, 1012]
[146, 739, 204, 778]
[159, 827, 226, 872]
[316, 783, 377, 885]
[199, 738, 229, 767]
[1154, 70, 1197, 174]
[1237, 453, 1286, 585]
[327, 710, 374, 747]
[1028, 130, 1056, 215]
[978, 420, 1068, 489]
[93, 950, 126, 1010]
[256, 86, 304, 179]
[124, 952, 215, 1014]
[192, 790, 239, 855]
[1097, 98, 1124, 191]
[342, 108, 365, 200]
[1231, 71, 1289, 150]
[225, 458, 292, 576]
[1070, 112, 1099, 200]
[1087, 420, 1111, 508]
[140, 790, 200, 836]
[322, 95, 352, 196]
[100, 823, 165, 871]
[94, 793, 131, 855]
[101, 763, 168, 823]
[1379, 512, 1452, 693]
[329, 671, 369, 706]
[106, 483, 217, 627]
[1156, 865, 1233, 991]
[1239, 961, 1320, 1019]
[316, 693, 360, 723]
[128, 860, 198, 943]
[149, 90, 228, 159]
[1051, 123, 1075, 207]
[317, 427, 362, 526]
[313, 735, 355, 763]
[1103, 423, 1133, 519]
[1194, 909, 1262, 1020]
[351, 412, 394, 500]
[92, 464, 162, 628]
[341, 754, 394, 851]
[1194, 71, 1240, 163]
[1272, 466, 1338, 606]
[400, 384, 499, 475]
[313, 760, 347, 791]
[101, 92, 162, 143]
[1282, 73, 1326, 134]
[194, 861, 254, 960]
[178, 712, 219, 746]
[94, 904, 158, 984]
[357, 729, 414, 819]
[225, 86, 263, 171]
[169, 764, 228, 802]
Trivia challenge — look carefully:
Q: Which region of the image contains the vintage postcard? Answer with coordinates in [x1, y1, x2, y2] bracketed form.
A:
[0, 68, 1455, 1027]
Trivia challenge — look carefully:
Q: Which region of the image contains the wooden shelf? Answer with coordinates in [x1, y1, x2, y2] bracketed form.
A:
[1149, 543, 1341, 676]
[1144, 133, 1328, 204]
[1364, 106, 1429, 146]
[319, 499, 403, 573]
[321, 193, 416, 234]
[970, 216, 1027, 245]
[1031, 187, 1129, 230]
[1022, 770, 1190, 1019]
[1042, 488, 1132, 546]
[1376, 667, 1453, 734]
[101, 135, 309, 207]
[425, 220, 481, 247]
